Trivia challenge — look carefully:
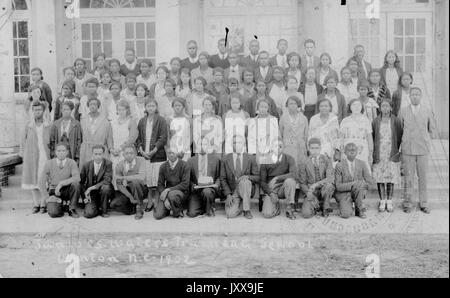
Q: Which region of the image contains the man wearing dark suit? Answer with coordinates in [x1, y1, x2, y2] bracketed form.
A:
[300, 39, 320, 73]
[353, 45, 372, 81]
[187, 141, 221, 217]
[209, 38, 230, 70]
[221, 135, 260, 219]
[240, 39, 260, 72]
[299, 138, 335, 218]
[254, 51, 274, 85]
[224, 51, 245, 85]
[269, 39, 289, 68]
[180, 40, 200, 72]
[80, 144, 115, 218]
[334, 143, 374, 219]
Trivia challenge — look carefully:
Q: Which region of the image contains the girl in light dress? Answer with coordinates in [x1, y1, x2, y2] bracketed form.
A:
[357, 80, 379, 123]
[187, 76, 214, 118]
[97, 70, 112, 105]
[149, 66, 170, 102]
[316, 53, 339, 88]
[337, 66, 359, 105]
[285, 76, 305, 113]
[157, 78, 177, 121]
[222, 96, 250, 155]
[267, 66, 287, 116]
[109, 59, 126, 89]
[168, 97, 192, 161]
[25, 85, 51, 123]
[103, 81, 125, 122]
[286, 52, 304, 90]
[192, 97, 223, 155]
[381, 50, 403, 97]
[91, 52, 109, 81]
[121, 73, 138, 103]
[130, 83, 148, 122]
[175, 68, 192, 101]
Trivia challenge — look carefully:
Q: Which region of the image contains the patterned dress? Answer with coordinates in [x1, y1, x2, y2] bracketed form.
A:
[373, 121, 401, 184]
[279, 112, 308, 165]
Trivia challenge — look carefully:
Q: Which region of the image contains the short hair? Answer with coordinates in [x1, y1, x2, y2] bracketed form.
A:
[304, 39, 316, 47]
[228, 51, 238, 58]
[198, 51, 210, 60]
[285, 96, 302, 108]
[93, 52, 106, 62]
[202, 96, 215, 107]
[241, 68, 254, 82]
[164, 78, 177, 90]
[61, 101, 75, 111]
[110, 81, 123, 90]
[145, 98, 158, 108]
[61, 79, 76, 92]
[194, 76, 207, 87]
[73, 58, 87, 67]
[171, 97, 186, 108]
[286, 75, 298, 84]
[228, 77, 239, 86]
[155, 65, 170, 76]
[92, 144, 106, 153]
[368, 69, 382, 83]
[99, 70, 111, 78]
[170, 57, 181, 65]
[187, 40, 198, 47]
[348, 98, 364, 114]
[256, 99, 269, 111]
[135, 83, 149, 96]
[287, 52, 301, 67]
[399, 72, 413, 87]
[32, 100, 46, 110]
[259, 51, 269, 58]
[180, 67, 190, 76]
[139, 59, 153, 69]
[117, 99, 131, 116]
[357, 80, 370, 90]
[213, 67, 224, 75]
[109, 58, 121, 67]
[217, 38, 226, 45]
[85, 77, 99, 87]
[317, 98, 332, 110]
[379, 98, 393, 107]
[345, 142, 357, 151]
[346, 57, 359, 67]
[55, 142, 69, 150]
[308, 137, 321, 147]
[304, 66, 316, 76]
[87, 97, 101, 108]
[319, 52, 332, 66]
[354, 44, 365, 51]
[31, 67, 44, 80]
[125, 48, 135, 55]
[125, 73, 137, 82]
[277, 39, 288, 47]
[410, 86, 422, 94]
[323, 74, 337, 85]
[123, 143, 136, 152]
[63, 66, 75, 75]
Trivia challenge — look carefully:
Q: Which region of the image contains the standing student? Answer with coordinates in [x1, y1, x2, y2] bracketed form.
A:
[20, 101, 52, 214]
[221, 135, 260, 219]
[192, 97, 224, 155]
[157, 78, 177, 121]
[180, 40, 200, 72]
[62, 67, 76, 84]
[334, 142, 373, 219]
[254, 51, 273, 84]
[316, 75, 347, 123]
[53, 79, 80, 122]
[29, 67, 53, 111]
[91, 53, 108, 80]
[286, 76, 305, 112]
[109, 58, 126, 88]
[49, 101, 82, 165]
[168, 97, 192, 161]
[244, 80, 279, 118]
[222, 96, 250, 154]
[80, 145, 115, 218]
[372, 99, 403, 213]
[358, 80, 379, 123]
[97, 70, 112, 105]
[121, 73, 138, 103]
[40, 142, 81, 218]
[316, 53, 339, 87]
[136, 59, 156, 90]
[391, 72, 413, 116]
[187, 76, 212, 117]
[286, 52, 303, 89]
[381, 50, 403, 96]
[241, 39, 260, 72]
[129, 83, 147, 121]
[270, 39, 289, 68]
[268, 66, 288, 116]
[103, 81, 126, 123]
[299, 138, 335, 218]
[337, 66, 359, 105]
[209, 38, 230, 69]
[398, 87, 437, 214]
[154, 146, 191, 219]
[120, 48, 140, 77]
[239, 69, 256, 105]
[301, 39, 320, 72]
[191, 51, 214, 86]
[175, 68, 192, 100]
[111, 145, 148, 219]
[79, 98, 113, 166]
[346, 57, 363, 90]
[136, 99, 168, 210]
[368, 69, 391, 108]
[25, 86, 51, 122]
[207, 68, 229, 117]
[149, 66, 169, 101]
[299, 67, 323, 121]
[279, 96, 308, 165]
[74, 58, 96, 97]
[79, 77, 100, 120]
[353, 45, 372, 81]
[169, 57, 182, 82]
[224, 51, 244, 85]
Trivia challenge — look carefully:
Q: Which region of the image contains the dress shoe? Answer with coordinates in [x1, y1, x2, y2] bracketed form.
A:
[101, 212, 110, 218]
[378, 199, 387, 212]
[286, 205, 296, 220]
[386, 200, 394, 213]
[68, 209, 80, 218]
[135, 212, 143, 220]
[244, 211, 253, 219]
[357, 211, 367, 219]
[294, 203, 301, 212]
[420, 206, 431, 214]
[322, 210, 329, 218]
[39, 207, 47, 214]
[32, 206, 40, 214]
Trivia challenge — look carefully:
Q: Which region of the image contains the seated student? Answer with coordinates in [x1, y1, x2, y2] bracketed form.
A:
[221, 135, 260, 219]
[299, 138, 335, 218]
[334, 142, 374, 219]
[111, 144, 148, 220]
[39, 142, 81, 218]
[80, 144, 115, 219]
[154, 146, 191, 220]
[49, 101, 82, 165]
[187, 138, 221, 217]
[259, 138, 298, 219]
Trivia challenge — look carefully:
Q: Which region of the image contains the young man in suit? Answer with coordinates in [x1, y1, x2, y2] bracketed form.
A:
[398, 87, 438, 214]
[80, 144, 115, 218]
[221, 135, 260, 219]
[260, 138, 298, 219]
[154, 146, 191, 219]
[240, 39, 260, 72]
[40, 142, 81, 218]
[224, 51, 244, 85]
[120, 48, 140, 77]
[270, 39, 289, 68]
[299, 138, 335, 218]
[301, 39, 320, 73]
[180, 40, 200, 72]
[111, 144, 148, 220]
[49, 101, 82, 165]
[187, 138, 221, 217]
[353, 45, 372, 81]
[209, 38, 230, 70]
[254, 51, 273, 85]
[334, 142, 374, 219]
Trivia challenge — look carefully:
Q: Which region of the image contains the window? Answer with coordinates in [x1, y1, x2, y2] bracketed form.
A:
[349, 18, 381, 66]
[13, 0, 28, 10]
[13, 21, 30, 93]
[80, 0, 155, 8]
[81, 23, 113, 70]
[125, 22, 156, 65]
[393, 18, 426, 73]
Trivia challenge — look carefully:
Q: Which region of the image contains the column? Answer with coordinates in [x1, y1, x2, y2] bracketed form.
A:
[155, 0, 181, 64]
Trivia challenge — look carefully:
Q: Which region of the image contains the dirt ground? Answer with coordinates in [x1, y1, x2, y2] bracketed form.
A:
[0, 233, 448, 278]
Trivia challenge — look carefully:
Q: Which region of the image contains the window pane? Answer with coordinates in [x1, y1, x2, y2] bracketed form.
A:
[370, 20, 379, 36]
[80, 0, 91, 8]
[14, 77, 20, 93]
[18, 39, 28, 56]
[92, 24, 101, 40]
[405, 19, 414, 35]
[405, 56, 414, 72]
[13, 22, 17, 38]
[416, 37, 425, 54]
[20, 58, 29, 75]
[136, 40, 145, 57]
[18, 21, 28, 38]
[125, 23, 134, 39]
[370, 37, 378, 56]
[14, 58, 19, 75]
[146, 0, 156, 7]
[13, 0, 28, 10]
[416, 18, 425, 35]
[82, 42, 91, 58]
[394, 37, 403, 53]
[13, 40, 18, 56]
[91, 0, 104, 8]
[81, 24, 91, 40]
[104, 42, 112, 58]
[93, 42, 102, 56]
[136, 23, 145, 39]
[358, 19, 369, 36]
[416, 55, 425, 72]
[405, 37, 414, 54]
[394, 19, 403, 36]
[147, 40, 155, 57]
[103, 24, 112, 40]
[147, 22, 155, 38]
[86, 61, 92, 72]
[125, 41, 134, 51]
[134, 0, 146, 7]
[20, 76, 30, 92]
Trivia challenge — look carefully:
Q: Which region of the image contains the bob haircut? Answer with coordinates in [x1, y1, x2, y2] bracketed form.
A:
[85, 77, 99, 87]
[55, 142, 70, 151]
[134, 83, 149, 97]
[30, 67, 44, 80]
[285, 95, 302, 109]
[383, 50, 401, 69]
[317, 98, 333, 111]
[87, 97, 101, 108]
[287, 52, 301, 67]
[347, 98, 365, 114]
[193, 76, 207, 87]
[398, 72, 413, 87]
[308, 137, 321, 147]
[319, 52, 333, 67]
[139, 59, 153, 69]
[91, 144, 106, 153]
[61, 100, 75, 111]
[109, 81, 123, 90]
[171, 97, 186, 108]
[125, 73, 137, 83]
[117, 99, 131, 116]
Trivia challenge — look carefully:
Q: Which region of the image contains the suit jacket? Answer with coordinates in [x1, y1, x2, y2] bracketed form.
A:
[187, 154, 221, 190]
[260, 154, 297, 195]
[224, 65, 244, 85]
[298, 82, 324, 103]
[298, 155, 334, 195]
[240, 54, 259, 72]
[80, 158, 113, 197]
[357, 60, 373, 81]
[220, 153, 260, 196]
[398, 105, 436, 155]
[269, 54, 289, 68]
[316, 91, 347, 123]
[334, 158, 373, 193]
[300, 55, 320, 72]
[254, 66, 274, 84]
[49, 117, 82, 162]
[136, 114, 168, 162]
[209, 54, 230, 70]
[391, 88, 406, 117]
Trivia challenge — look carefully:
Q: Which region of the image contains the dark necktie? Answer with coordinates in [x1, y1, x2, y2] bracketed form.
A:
[313, 157, 321, 182]
[235, 154, 242, 178]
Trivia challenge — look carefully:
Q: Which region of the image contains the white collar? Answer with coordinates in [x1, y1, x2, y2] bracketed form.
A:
[230, 65, 239, 71]
[57, 158, 67, 166]
[220, 53, 228, 59]
[125, 61, 136, 69]
[189, 56, 198, 64]
[94, 160, 103, 167]
[169, 158, 179, 169]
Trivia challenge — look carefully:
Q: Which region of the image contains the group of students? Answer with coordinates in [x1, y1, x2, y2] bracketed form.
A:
[19, 37, 438, 220]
